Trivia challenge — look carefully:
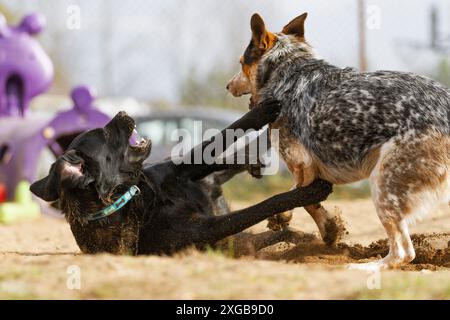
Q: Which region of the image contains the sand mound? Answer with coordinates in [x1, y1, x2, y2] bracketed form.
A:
[222, 230, 450, 271]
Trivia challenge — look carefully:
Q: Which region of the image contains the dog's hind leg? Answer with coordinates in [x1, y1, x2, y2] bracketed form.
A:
[193, 179, 333, 247]
[268, 202, 344, 245]
[265, 162, 312, 232]
[349, 132, 450, 270]
[296, 165, 346, 245]
[268, 162, 345, 244]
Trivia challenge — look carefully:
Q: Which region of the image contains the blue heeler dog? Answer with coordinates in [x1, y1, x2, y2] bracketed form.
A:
[227, 12, 450, 270]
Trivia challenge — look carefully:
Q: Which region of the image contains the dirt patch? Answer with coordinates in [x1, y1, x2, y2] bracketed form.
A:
[223, 230, 450, 271]
[323, 210, 348, 245]
[1, 199, 450, 299]
[346, 233, 450, 270]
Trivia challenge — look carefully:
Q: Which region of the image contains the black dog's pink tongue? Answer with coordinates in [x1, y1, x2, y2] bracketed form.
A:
[131, 129, 146, 146]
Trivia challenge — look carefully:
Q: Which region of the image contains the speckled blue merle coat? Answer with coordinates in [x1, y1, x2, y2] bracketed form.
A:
[227, 13, 450, 268]
[259, 37, 450, 186]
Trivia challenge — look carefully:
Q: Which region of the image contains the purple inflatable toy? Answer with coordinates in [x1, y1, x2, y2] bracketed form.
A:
[0, 13, 110, 201]
[0, 13, 53, 116]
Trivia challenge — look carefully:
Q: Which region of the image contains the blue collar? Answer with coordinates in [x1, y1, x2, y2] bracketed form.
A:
[87, 185, 141, 221]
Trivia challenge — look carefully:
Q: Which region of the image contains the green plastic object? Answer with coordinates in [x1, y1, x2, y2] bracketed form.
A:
[0, 181, 41, 224]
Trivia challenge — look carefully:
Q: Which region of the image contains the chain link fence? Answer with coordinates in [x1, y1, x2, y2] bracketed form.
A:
[1, 0, 450, 110]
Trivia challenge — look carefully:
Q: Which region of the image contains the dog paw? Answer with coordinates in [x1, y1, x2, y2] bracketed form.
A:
[257, 98, 282, 123]
[291, 179, 333, 206]
[322, 212, 348, 246]
[246, 161, 266, 179]
[247, 165, 263, 179]
[267, 212, 293, 231]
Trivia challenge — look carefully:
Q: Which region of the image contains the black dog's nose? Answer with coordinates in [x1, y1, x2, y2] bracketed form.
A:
[226, 83, 230, 90]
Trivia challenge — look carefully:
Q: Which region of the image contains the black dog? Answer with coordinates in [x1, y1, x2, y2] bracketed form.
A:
[30, 100, 331, 255]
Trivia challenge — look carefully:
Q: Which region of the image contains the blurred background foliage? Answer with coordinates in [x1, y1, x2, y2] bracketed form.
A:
[223, 173, 371, 203]
[179, 67, 249, 110]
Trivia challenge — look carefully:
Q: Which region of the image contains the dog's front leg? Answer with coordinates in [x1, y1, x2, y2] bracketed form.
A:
[178, 99, 280, 163]
[178, 152, 264, 182]
[192, 179, 332, 246]
[175, 99, 280, 180]
[266, 163, 316, 232]
[284, 165, 346, 246]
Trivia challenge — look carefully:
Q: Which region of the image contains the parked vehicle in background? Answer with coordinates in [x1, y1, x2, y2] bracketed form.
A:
[134, 106, 288, 173]
[135, 107, 242, 162]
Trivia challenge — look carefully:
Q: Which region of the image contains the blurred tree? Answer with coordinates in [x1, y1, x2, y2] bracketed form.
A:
[0, 4, 14, 21]
[434, 57, 450, 87]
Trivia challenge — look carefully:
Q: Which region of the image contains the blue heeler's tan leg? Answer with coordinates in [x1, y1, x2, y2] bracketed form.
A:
[350, 132, 450, 270]
[267, 162, 345, 245]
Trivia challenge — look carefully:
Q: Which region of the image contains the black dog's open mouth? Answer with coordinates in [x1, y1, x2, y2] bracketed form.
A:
[130, 120, 151, 152]
[130, 133, 151, 152]
[112, 111, 152, 158]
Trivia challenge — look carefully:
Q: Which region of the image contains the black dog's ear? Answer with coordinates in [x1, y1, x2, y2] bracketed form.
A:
[30, 164, 61, 202]
[30, 153, 94, 202]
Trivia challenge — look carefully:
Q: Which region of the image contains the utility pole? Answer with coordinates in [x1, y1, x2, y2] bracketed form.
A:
[430, 5, 438, 50]
[357, 0, 368, 72]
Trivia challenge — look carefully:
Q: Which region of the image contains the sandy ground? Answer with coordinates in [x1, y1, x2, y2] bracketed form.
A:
[1, 199, 450, 299]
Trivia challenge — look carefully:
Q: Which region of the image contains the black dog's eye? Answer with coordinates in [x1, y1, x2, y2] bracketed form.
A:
[63, 150, 82, 164]
[106, 156, 111, 162]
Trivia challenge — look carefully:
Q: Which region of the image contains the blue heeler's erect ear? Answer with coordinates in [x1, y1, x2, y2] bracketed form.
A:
[251, 13, 268, 49]
[250, 13, 276, 50]
[282, 12, 308, 39]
